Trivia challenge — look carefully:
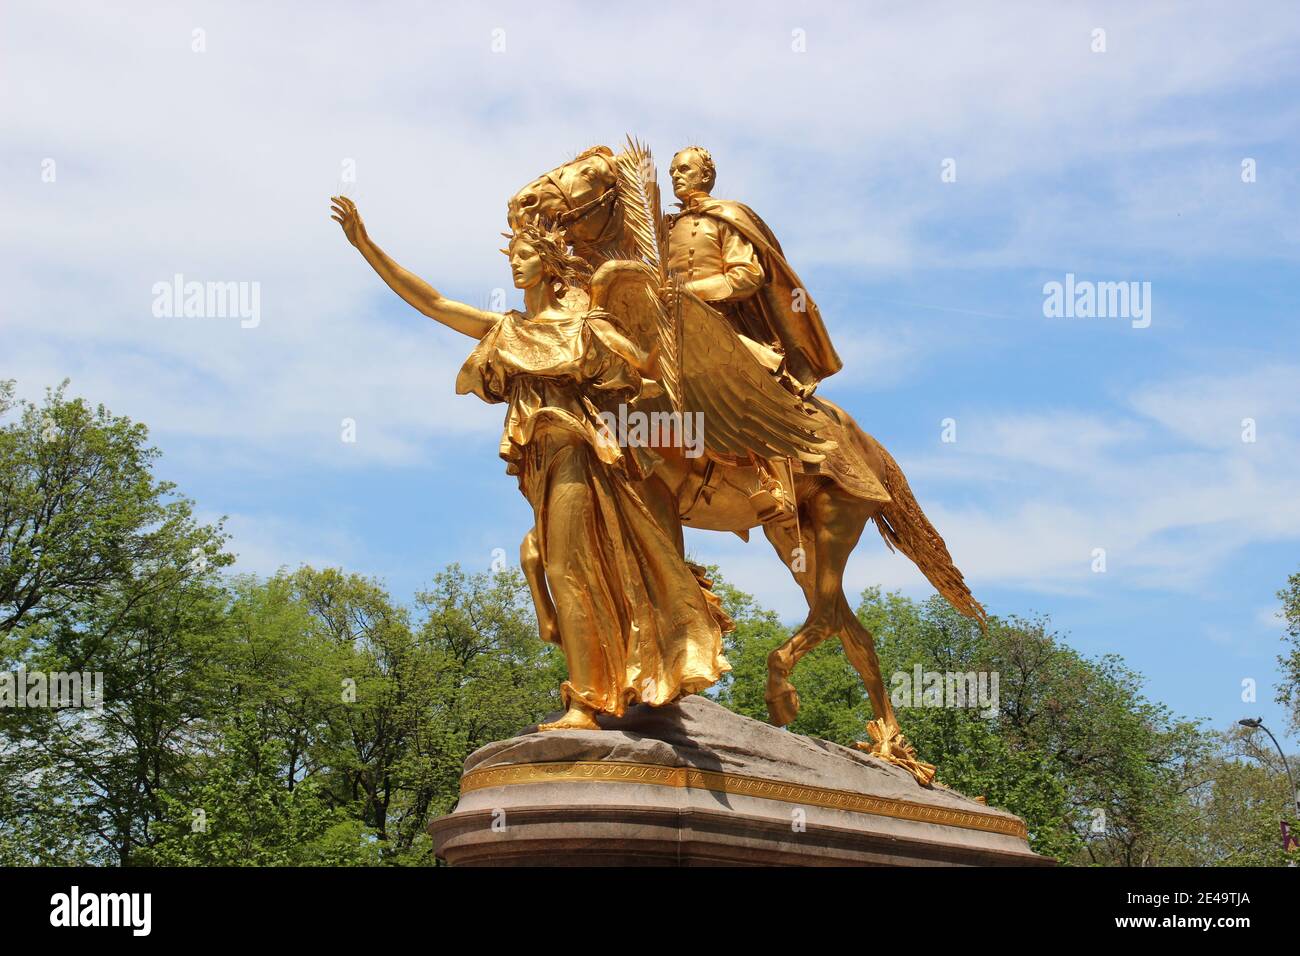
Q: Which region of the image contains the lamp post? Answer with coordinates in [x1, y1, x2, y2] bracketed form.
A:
[1238, 717, 1300, 814]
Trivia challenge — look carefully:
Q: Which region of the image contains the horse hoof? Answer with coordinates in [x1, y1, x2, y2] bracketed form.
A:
[766, 648, 792, 678]
[766, 685, 800, 726]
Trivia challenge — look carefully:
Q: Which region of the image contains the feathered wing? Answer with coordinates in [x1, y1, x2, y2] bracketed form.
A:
[677, 293, 832, 463]
[590, 261, 832, 464]
[590, 259, 666, 372]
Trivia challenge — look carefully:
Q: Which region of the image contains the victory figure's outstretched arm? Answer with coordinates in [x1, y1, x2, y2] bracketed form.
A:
[329, 196, 498, 340]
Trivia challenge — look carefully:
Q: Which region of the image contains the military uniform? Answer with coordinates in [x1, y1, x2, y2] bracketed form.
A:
[666, 194, 843, 524]
[666, 194, 841, 389]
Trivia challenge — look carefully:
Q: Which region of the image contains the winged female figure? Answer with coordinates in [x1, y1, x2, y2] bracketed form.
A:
[328, 196, 732, 731]
[502, 141, 989, 785]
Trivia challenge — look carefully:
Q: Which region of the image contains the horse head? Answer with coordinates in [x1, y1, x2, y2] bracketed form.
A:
[508, 145, 630, 260]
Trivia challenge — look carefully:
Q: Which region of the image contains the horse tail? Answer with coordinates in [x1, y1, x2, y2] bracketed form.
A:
[851, 423, 987, 629]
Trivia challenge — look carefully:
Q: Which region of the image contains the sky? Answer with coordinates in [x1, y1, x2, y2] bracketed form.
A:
[3, 0, 1299, 745]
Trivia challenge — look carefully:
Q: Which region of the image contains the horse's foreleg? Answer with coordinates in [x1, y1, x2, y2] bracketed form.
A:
[762, 515, 818, 725]
[520, 527, 559, 646]
[761, 513, 817, 605]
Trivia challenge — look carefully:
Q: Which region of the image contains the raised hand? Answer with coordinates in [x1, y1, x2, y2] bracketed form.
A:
[326, 196, 497, 339]
[329, 195, 368, 248]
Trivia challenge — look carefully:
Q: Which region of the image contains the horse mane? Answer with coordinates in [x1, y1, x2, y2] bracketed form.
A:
[572, 144, 614, 161]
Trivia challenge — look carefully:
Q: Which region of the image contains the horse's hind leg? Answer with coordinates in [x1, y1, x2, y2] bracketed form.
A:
[839, 596, 897, 734]
[802, 494, 906, 745]
[764, 484, 873, 726]
[842, 600, 935, 784]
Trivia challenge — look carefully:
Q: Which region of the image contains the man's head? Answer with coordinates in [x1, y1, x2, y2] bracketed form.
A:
[670, 146, 716, 202]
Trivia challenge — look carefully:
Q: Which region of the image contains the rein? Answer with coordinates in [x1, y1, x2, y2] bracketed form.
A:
[544, 171, 624, 248]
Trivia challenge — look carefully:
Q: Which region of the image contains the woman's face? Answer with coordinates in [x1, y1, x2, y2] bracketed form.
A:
[509, 240, 544, 290]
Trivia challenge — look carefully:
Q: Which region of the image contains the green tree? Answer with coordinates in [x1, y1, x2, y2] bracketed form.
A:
[0, 380, 227, 637]
[142, 715, 379, 866]
[709, 574, 1219, 864]
[863, 590, 1212, 865]
[0, 380, 231, 864]
[1276, 570, 1300, 735]
[176, 563, 564, 865]
[6, 382, 1291, 868]
[0, 753, 100, 866]
[411, 565, 566, 824]
[1161, 727, 1296, 866]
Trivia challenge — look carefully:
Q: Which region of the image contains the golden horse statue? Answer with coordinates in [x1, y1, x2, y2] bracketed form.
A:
[506, 142, 986, 785]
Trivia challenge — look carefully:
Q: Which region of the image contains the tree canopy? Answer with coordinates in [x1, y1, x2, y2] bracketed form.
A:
[1, 381, 1295, 866]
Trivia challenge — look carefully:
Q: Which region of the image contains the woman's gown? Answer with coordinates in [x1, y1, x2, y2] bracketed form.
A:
[456, 308, 731, 716]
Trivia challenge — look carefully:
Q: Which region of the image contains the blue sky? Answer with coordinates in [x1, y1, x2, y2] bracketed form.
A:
[4, 1, 1299, 744]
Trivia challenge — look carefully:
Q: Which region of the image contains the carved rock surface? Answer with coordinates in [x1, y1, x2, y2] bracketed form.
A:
[433, 694, 1053, 865]
[465, 693, 1016, 825]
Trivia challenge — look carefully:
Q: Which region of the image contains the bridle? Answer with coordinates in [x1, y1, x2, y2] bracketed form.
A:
[537, 167, 625, 249]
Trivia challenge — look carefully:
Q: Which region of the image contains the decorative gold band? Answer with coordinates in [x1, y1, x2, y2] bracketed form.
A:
[460, 760, 1028, 839]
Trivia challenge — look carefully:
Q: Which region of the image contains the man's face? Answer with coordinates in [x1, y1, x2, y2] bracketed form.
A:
[670, 151, 710, 201]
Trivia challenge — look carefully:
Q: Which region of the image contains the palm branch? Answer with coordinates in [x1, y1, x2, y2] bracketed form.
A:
[615, 135, 680, 409]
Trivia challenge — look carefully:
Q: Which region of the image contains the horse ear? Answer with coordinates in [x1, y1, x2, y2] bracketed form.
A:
[574, 144, 614, 161]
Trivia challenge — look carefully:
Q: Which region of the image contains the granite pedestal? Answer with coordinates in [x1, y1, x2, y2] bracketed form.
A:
[429, 694, 1054, 866]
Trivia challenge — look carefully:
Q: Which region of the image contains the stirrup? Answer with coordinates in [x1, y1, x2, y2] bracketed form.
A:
[748, 487, 796, 525]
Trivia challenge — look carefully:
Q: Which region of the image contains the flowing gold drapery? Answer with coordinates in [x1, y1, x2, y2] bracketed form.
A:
[457, 309, 730, 715]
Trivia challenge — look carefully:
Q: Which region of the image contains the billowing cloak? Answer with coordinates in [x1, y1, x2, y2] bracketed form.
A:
[681, 197, 843, 384]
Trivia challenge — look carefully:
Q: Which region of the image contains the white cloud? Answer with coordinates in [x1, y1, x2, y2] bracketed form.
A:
[4, 1, 1300, 631]
[210, 511, 363, 579]
[4, 0, 1299, 468]
[1256, 605, 1287, 630]
[891, 363, 1300, 596]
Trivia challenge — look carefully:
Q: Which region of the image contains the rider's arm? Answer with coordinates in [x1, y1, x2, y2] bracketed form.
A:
[685, 223, 764, 303]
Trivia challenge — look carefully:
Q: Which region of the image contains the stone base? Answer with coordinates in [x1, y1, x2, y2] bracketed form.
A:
[430, 695, 1054, 867]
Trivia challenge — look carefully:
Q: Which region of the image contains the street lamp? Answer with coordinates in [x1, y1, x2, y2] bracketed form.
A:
[1238, 717, 1300, 814]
